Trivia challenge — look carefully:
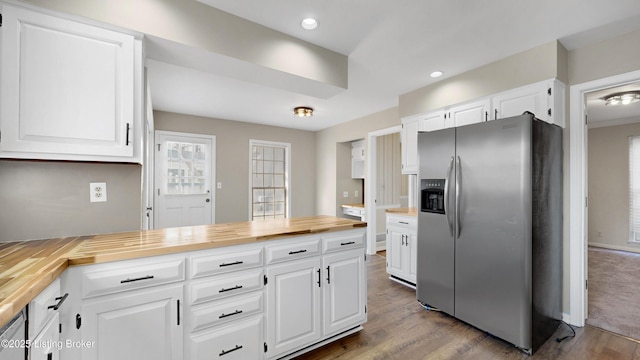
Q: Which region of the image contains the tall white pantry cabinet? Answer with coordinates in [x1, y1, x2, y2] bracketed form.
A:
[0, 3, 144, 162]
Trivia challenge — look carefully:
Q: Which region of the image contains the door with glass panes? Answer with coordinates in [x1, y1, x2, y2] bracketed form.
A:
[154, 131, 215, 228]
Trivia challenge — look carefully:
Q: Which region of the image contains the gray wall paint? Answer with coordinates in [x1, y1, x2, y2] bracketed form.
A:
[588, 122, 640, 253]
[154, 111, 316, 224]
[0, 160, 141, 242]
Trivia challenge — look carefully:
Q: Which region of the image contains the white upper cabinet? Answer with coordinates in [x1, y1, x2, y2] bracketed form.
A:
[444, 98, 491, 128]
[400, 116, 419, 174]
[418, 110, 445, 132]
[491, 79, 565, 125]
[0, 4, 143, 162]
[351, 139, 365, 179]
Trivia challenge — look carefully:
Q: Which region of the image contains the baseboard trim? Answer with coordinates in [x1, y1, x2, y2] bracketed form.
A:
[588, 242, 640, 254]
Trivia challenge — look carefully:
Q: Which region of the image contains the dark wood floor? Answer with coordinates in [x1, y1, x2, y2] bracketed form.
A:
[295, 254, 640, 360]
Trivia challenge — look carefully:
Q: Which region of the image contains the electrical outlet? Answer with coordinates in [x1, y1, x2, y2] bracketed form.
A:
[343, 191, 349, 198]
[355, 190, 359, 197]
[90, 182, 107, 202]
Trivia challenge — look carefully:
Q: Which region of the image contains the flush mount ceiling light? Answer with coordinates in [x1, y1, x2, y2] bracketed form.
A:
[301, 18, 318, 30]
[603, 91, 640, 106]
[294, 106, 313, 117]
[430, 71, 443, 78]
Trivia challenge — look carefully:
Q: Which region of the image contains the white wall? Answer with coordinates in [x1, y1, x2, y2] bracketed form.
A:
[588, 122, 640, 253]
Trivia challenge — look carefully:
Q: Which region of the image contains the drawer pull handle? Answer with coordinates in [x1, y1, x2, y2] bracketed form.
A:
[219, 344, 243, 356]
[399, 221, 409, 225]
[48, 293, 69, 311]
[219, 285, 243, 293]
[289, 249, 307, 255]
[219, 261, 244, 267]
[340, 241, 355, 246]
[219, 309, 243, 319]
[120, 275, 154, 284]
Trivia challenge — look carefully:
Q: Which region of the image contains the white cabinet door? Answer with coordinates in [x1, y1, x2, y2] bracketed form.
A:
[266, 258, 322, 358]
[418, 110, 445, 132]
[447, 99, 491, 127]
[322, 250, 366, 337]
[30, 313, 60, 360]
[386, 228, 404, 276]
[351, 139, 365, 179]
[0, 5, 139, 161]
[81, 285, 183, 360]
[491, 83, 547, 121]
[401, 117, 419, 174]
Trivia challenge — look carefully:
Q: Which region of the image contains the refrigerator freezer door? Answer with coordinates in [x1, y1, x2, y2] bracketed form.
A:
[416, 128, 456, 315]
[454, 116, 533, 350]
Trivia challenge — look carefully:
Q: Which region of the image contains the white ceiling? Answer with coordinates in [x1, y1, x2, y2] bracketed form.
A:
[147, 0, 640, 131]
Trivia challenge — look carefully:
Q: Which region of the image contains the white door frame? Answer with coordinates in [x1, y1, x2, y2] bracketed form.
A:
[154, 130, 216, 228]
[365, 125, 402, 255]
[568, 69, 640, 326]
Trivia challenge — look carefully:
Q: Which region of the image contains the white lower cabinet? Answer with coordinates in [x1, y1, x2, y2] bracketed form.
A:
[322, 249, 366, 336]
[82, 284, 183, 360]
[265, 230, 367, 359]
[189, 316, 263, 360]
[266, 257, 322, 358]
[386, 214, 417, 286]
[30, 313, 60, 360]
[54, 229, 366, 360]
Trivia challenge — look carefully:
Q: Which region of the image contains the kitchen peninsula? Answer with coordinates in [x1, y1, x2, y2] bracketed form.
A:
[0, 216, 367, 360]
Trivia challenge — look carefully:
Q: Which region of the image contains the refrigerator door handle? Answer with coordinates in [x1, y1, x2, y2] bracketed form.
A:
[455, 156, 461, 237]
[444, 156, 454, 237]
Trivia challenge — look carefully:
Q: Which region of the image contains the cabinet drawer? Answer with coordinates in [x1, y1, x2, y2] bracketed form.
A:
[189, 292, 263, 332]
[190, 269, 263, 305]
[387, 215, 417, 228]
[191, 248, 263, 278]
[81, 259, 185, 298]
[323, 231, 365, 253]
[265, 238, 320, 264]
[29, 278, 64, 337]
[189, 316, 263, 360]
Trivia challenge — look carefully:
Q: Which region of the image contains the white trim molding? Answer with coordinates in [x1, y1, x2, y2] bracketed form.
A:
[568, 69, 640, 327]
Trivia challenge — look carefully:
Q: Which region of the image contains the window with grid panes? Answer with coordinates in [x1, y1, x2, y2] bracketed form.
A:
[250, 140, 290, 220]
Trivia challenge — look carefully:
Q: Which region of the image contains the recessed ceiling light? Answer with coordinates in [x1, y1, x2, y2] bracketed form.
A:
[301, 18, 318, 30]
[430, 71, 443, 78]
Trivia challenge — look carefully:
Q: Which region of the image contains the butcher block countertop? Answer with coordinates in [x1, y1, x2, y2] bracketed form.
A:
[0, 215, 366, 328]
[385, 207, 418, 217]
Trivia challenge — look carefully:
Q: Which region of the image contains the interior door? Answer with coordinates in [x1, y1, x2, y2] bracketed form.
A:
[454, 116, 531, 349]
[154, 131, 216, 229]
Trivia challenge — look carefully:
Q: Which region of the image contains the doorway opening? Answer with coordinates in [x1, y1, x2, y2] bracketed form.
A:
[365, 125, 406, 255]
[569, 69, 640, 328]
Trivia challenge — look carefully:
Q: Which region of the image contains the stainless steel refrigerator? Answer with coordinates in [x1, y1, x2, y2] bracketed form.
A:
[416, 113, 562, 354]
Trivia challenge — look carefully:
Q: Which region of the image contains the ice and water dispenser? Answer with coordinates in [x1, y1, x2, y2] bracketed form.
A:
[420, 179, 445, 214]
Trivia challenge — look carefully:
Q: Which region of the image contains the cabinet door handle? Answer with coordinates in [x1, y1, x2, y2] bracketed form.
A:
[120, 275, 154, 284]
[495, 109, 498, 119]
[177, 299, 181, 326]
[219, 345, 243, 357]
[219, 309, 243, 319]
[399, 221, 409, 225]
[340, 241, 355, 246]
[219, 261, 244, 267]
[48, 293, 69, 310]
[289, 249, 307, 255]
[317, 268, 321, 288]
[125, 123, 131, 146]
[326, 266, 331, 284]
[47, 353, 53, 360]
[219, 285, 243, 293]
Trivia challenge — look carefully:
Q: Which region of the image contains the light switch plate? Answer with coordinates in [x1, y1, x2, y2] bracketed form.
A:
[90, 182, 107, 202]
[343, 191, 349, 198]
